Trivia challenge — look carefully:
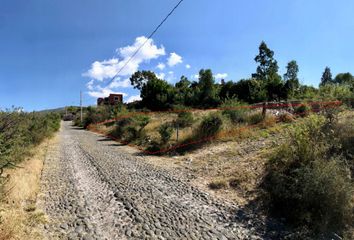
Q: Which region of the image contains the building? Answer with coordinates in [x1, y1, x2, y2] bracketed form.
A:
[97, 94, 123, 106]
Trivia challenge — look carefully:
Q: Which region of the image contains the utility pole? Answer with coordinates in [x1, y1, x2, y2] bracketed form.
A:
[80, 91, 83, 122]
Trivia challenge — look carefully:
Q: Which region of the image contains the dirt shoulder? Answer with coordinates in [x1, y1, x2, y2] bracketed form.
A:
[0, 134, 59, 240]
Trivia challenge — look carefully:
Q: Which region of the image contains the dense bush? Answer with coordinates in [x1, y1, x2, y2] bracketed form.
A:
[76, 105, 128, 129]
[159, 123, 173, 144]
[0, 108, 60, 187]
[263, 115, 353, 235]
[197, 114, 223, 138]
[110, 115, 149, 143]
[221, 99, 249, 124]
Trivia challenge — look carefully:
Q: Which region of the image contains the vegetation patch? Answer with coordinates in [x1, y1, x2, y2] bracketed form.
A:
[208, 180, 227, 190]
[262, 114, 353, 237]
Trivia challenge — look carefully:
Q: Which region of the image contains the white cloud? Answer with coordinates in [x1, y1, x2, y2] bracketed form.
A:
[214, 73, 228, 79]
[82, 58, 120, 81]
[191, 74, 199, 80]
[118, 36, 165, 61]
[86, 80, 94, 90]
[167, 52, 183, 67]
[156, 63, 166, 70]
[126, 95, 142, 103]
[83, 36, 165, 81]
[185, 64, 191, 69]
[109, 78, 131, 88]
[156, 72, 166, 79]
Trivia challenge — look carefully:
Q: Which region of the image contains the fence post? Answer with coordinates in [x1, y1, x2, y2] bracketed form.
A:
[262, 102, 267, 119]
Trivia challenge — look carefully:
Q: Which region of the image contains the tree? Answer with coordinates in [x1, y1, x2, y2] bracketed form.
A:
[174, 76, 192, 105]
[197, 69, 219, 107]
[253, 41, 279, 81]
[334, 72, 354, 85]
[320, 67, 333, 86]
[284, 60, 300, 97]
[140, 77, 174, 110]
[219, 81, 236, 100]
[130, 71, 157, 90]
[130, 70, 174, 110]
[253, 41, 284, 101]
[233, 79, 267, 103]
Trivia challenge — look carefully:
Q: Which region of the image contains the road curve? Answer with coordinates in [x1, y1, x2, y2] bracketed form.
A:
[38, 122, 262, 240]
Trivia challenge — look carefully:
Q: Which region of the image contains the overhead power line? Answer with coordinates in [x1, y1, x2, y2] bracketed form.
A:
[105, 0, 185, 86]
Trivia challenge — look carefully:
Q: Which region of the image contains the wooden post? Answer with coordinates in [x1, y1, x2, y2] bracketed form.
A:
[262, 102, 267, 119]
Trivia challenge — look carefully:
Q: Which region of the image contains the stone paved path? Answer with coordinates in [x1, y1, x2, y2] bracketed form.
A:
[38, 122, 262, 240]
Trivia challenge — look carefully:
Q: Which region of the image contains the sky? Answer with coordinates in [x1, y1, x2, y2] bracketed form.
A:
[1, 0, 354, 111]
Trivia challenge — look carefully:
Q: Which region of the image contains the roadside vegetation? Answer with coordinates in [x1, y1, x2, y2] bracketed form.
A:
[75, 41, 354, 237]
[0, 108, 61, 239]
[263, 111, 353, 238]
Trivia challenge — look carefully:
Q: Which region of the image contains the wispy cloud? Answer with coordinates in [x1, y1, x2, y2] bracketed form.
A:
[156, 63, 166, 70]
[214, 73, 228, 79]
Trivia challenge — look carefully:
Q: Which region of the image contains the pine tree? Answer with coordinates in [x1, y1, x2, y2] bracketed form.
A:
[320, 67, 333, 86]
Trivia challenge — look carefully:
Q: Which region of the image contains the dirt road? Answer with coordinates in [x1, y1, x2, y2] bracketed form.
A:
[38, 122, 262, 240]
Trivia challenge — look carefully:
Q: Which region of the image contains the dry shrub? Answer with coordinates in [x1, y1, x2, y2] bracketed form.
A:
[208, 180, 227, 190]
[263, 115, 353, 236]
[278, 112, 295, 123]
[246, 112, 263, 125]
[259, 115, 277, 128]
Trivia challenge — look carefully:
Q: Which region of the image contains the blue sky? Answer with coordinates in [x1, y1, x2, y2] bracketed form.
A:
[1, 0, 353, 111]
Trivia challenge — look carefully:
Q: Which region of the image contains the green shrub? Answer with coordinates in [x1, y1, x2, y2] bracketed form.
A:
[221, 99, 249, 124]
[294, 104, 311, 117]
[246, 112, 263, 125]
[159, 123, 173, 143]
[263, 115, 353, 234]
[198, 114, 223, 138]
[110, 116, 149, 143]
[175, 111, 194, 128]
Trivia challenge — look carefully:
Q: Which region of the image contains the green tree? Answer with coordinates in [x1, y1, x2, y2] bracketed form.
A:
[253, 41, 279, 81]
[140, 78, 174, 110]
[334, 72, 354, 85]
[284, 60, 300, 97]
[130, 70, 175, 110]
[253, 41, 284, 101]
[130, 70, 157, 90]
[320, 67, 333, 86]
[219, 81, 236, 100]
[233, 79, 267, 103]
[197, 69, 219, 107]
[174, 76, 192, 105]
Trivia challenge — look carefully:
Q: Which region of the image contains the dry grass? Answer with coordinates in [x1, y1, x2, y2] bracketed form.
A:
[0, 135, 57, 240]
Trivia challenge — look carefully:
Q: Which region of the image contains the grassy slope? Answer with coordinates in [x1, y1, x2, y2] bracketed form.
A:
[0, 135, 58, 240]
